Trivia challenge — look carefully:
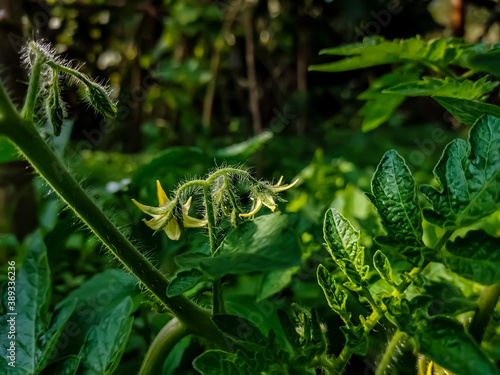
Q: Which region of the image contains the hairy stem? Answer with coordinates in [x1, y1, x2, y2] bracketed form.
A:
[374, 329, 406, 375]
[0, 82, 225, 346]
[329, 229, 454, 374]
[468, 283, 500, 343]
[21, 54, 43, 121]
[139, 318, 189, 375]
[203, 184, 225, 314]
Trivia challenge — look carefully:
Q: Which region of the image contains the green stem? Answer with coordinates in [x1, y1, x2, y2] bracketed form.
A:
[329, 229, 454, 374]
[374, 330, 406, 375]
[139, 318, 189, 375]
[0, 84, 225, 347]
[203, 184, 225, 314]
[21, 55, 43, 121]
[468, 283, 500, 343]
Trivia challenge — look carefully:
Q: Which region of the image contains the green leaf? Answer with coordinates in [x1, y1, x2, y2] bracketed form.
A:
[316, 265, 352, 325]
[166, 269, 204, 297]
[433, 96, 500, 126]
[194, 213, 301, 278]
[78, 297, 134, 375]
[384, 76, 498, 100]
[373, 250, 395, 285]
[193, 350, 244, 375]
[257, 267, 298, 302]
[310, 37, 461, 73]
[422, 114, 500, 228]
[53, 269, 141, 360]
[356, 66, 421, 131]
[211, 315, 266, 344]
[412, 316, 499, 375]
[39, 355, 80, 375]
[214, 131, 273, 160]
[443, 231, 500, 285]
[323, 208, 368, 286]
[340, 325, 369, 356]
[0, 231, 59, 374]
[162, 336, 191, 375]
[366, 150, 424, 263]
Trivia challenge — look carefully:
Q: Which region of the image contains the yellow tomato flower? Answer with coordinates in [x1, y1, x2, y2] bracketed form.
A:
[239, 176, 299, 217]
[132, 180, 207, 240]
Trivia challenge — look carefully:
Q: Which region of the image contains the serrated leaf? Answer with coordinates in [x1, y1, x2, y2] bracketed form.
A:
[373, 250, 395, 285]
[166, 269, 204, 297]
[78, 297, 134, 375]
[367, 150, 424, 263]
[433, 96, 500, 126]
[412, 316, 500, 375]
[316, 265, 352, 325]
[422, 114, 500, 228]
[384, 76, 497, 100]
[310, 37, 462, 73]
[212, 315, 265, 344]
[323, 208, 368, 287]
[443, 231, 500, 285]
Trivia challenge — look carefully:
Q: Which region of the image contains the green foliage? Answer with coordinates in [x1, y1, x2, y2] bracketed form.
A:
[422, 115, 500, 229]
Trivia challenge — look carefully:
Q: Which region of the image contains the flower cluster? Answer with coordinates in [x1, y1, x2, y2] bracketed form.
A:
[133, 171, 298, 239]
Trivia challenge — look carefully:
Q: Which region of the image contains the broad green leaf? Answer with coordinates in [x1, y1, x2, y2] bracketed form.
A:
[412, 316, 499, 375]
[366, 150, 424, 263]
[53, 269, 141, 360]
[39, 355, 80, 375]
[166, 269, 204, 297]
[433, 96, 500, 126]
[0, 231, 71, 374]
[443, 231, 500, 285]
[421, 280, 477, 316]
[323, 208, 368, 287]
[316, 265, 351, 325]
[257, 267, 298, 302]
[373, 250, 395, 285]
[385, 76, 498, 100]
[422, 114, 500, 228]
[194, 213, 301, 278]
[212, 315, 266, 344]
[214, 131, 273, 160]
[78, 297, 134, 375]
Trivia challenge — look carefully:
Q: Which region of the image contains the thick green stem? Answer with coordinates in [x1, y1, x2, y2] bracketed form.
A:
[0, 84, 225, 347]
[329, 229, 454, 374]
[468, 284, 500, 343]
[139, 318, 189, 375]
[203, 184, 225, 314]
[374, 329, 406, 375]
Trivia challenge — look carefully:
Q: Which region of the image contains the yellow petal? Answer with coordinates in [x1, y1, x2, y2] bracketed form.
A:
[132, 199, 163, 216]
[275, 176, 284, 187]
[164, 217, 181, 240]
[157, 180, 169, 206]
[182, 196, 193, 212]
[239, 198, 263, 217]
[183, 214, 208, 228]
[143, 215, 166, 230]
[262, 195, 278, 212]
[272, 178, 299, 193]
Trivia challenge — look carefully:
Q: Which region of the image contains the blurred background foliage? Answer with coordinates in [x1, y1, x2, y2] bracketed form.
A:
[1, 0, 500, 373]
